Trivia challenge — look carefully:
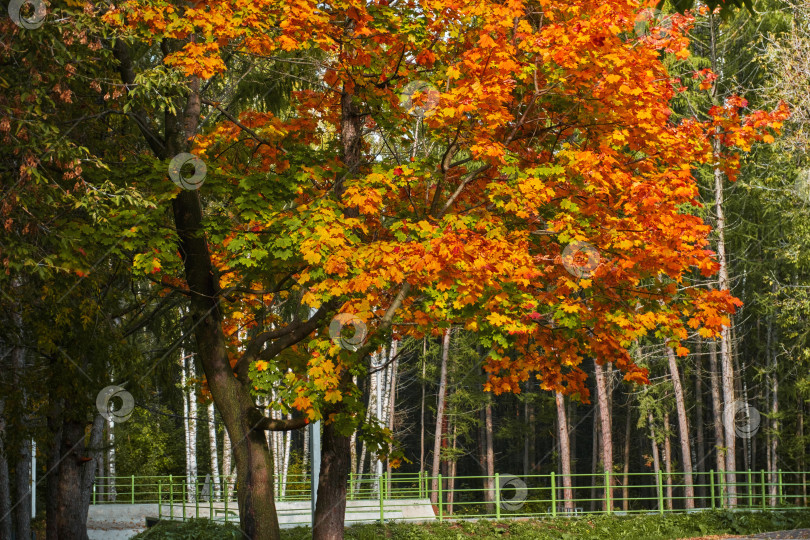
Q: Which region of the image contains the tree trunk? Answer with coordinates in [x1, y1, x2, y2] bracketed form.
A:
[555, 392, 573, 511]
[11, 344, 31, 540]
[420, 339, 427, 480]
[769, 316, 779, 506]
[312, 420, 350, 540]
[708, 339, 726, 505]
[208, 403, 221, 500]
[447, 425, 457, 515]
[590, 403, 599, 512]
[484, 399, 495, 511]
[385, 341, 399, 493]
[709, 10, 737, 507]
[666, 347, 694, 508]
[648, 412, 662, 511]
[430, 329, 450, 505]
[594, 360, 613, 512]
[80, 416, 105, 524]
[0, 400, 11, 540]
[54, 418, 89, 539]
[221, 431, 234, 500]
[695, 339, 706, 504]
[663, 414, 673, 510]
[622, 410, 631, 511]
[45, 400, 62, 540]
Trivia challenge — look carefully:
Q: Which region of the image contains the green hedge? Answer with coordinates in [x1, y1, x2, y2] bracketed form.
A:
[135, 509, 810, 539]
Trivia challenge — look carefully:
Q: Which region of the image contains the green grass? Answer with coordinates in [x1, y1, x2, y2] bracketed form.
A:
[135, 509, 810, 539]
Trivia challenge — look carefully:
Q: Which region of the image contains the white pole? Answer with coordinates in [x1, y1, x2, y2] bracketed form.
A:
[31, 439, 36, 518]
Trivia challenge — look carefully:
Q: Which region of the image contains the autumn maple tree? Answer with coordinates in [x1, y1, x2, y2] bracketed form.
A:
[2, 0, 783, 538]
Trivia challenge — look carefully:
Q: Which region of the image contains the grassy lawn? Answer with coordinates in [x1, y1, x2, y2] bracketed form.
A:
[134, 509, 810, 539]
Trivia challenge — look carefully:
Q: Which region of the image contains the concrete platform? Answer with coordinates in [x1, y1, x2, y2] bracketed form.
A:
[86, 498, 436, 536]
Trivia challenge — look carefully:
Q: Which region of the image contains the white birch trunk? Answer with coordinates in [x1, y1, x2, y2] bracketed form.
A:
[207, 402, 221, 501]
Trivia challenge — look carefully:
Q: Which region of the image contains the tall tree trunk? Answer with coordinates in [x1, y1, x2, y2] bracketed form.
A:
[694, 339, 706, 504]
[484, 399, 495, 511]
[0, 400, 11, 540]
[11, 344, 31, 540]
[709, 10, 737, 508]
[419, 339, 427, 481]
[107, 415, 116, 502]
[594, 360, 613, 512]
[666, 347, 694, 508]
[430, 329, 450, 505]
[312, 420, 350, 540]
[53, 415, 92, 539]
[447, 425, 457, 515]
[385, 341, 399, 493]
[663, 414, 673, 511]
[208, 403, 221, 501]
[622, 410, 631, 511]
[648, 413, 662, 511]
[80, 416, 105, 525]
[45, 408, 61, 540]
[769, 316, 779, 506]
[708, 340, 726, 505]
[221, 431, 233, 500]
[555, 392, 573, 511]
[590, 404, 599, 512]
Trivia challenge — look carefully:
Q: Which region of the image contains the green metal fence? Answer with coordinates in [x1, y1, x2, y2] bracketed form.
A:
[91, 469, 810, 525]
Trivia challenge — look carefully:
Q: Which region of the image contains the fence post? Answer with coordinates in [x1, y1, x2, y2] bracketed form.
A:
[131, 475, 135, 504]
[605, 470, 611, 515]
[209, 481, 213, 520]
[748, 470, 753, 508]
[719, 470, 726, 509]
[710, 469, 715, 510]
[195, 478, 199, 519]
[169, 476, 174, 520]
[657, 469, 664, 514]
[551, 472, 557, 517]
[778, 469, 784, 505]
[379, 472, 384, 525]
[158, 482, 162, 519]
[182, 481, 186, 520]
[495, 473, 501, 520]
[93, 483, 96, 505]
[761, 470, 766, 510]
[438, 474, 443, 522]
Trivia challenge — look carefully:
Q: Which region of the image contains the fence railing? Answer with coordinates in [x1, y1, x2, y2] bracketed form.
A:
[91, 469, 810, 525]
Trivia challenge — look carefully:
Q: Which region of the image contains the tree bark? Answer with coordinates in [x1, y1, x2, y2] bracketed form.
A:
[594, 360, 613, 512]
[708, 339, 726, 504]
[666, 347, 694, 508]
[695, 339, 706, 504]
[709, 10, 737, 507]
[555, 392, 573, 511]
[419, 339, 427, 481]
[11, 344, 31, 540]
[0, 400, 11, 540]
[663, 414, 673, 510]
[54, 417, 89, 539]
[430, 329, 450, 505]
[208, 403, 221, 500]
[484, 396, 495, 511]
[648, 412, 662, 511]
[312, 420, 351, 540]
[622, 409, 631, 511]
